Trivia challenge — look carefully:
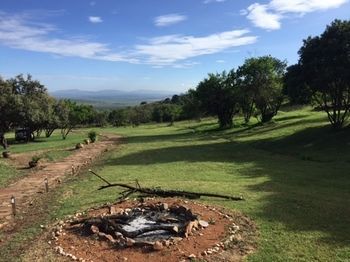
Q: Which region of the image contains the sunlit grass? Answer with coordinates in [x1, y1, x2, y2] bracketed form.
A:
[1, 107, 349, 261]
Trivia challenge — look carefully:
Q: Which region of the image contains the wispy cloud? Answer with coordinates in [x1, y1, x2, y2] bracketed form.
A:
[243, 0, 348, 30]
[0, 12, 136, 63]
[88, 16, 103, 23]
[0, 11, 257, 67]
[154, 14, 187, 27]
[203, 0, 226, 4]
[269, 0, 348, 13]
[134, 29, 257, 66]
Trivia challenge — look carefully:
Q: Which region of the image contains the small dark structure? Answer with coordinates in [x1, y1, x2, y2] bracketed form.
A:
[15, 128, 31, 142]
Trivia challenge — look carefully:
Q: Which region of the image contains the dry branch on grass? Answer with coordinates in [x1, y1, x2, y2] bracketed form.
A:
[88, 169, 244, 201]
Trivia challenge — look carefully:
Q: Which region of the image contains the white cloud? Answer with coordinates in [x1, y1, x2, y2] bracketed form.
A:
[269, 0, 348, 13]
[135, 29, 257, 65]
[203, 0, 226, 4]
[216, 59, 226, 63]
[88, 16, 103, 23]
[246, 3, 282, 30]
[244, 0, 348, 30]
[154, 14, 187, 27]
[0, 12, 257, 67]
[0, 12, 136, 63]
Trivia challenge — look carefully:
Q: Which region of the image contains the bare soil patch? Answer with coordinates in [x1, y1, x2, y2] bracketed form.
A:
[52, 198, 257, 262]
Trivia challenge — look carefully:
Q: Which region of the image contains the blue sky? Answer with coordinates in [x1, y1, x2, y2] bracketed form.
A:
[0, 0, 349, 93]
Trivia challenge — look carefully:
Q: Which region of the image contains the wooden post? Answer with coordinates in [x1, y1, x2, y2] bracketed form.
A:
[44, 178, 49, 193]
[11, 196, 16, 216]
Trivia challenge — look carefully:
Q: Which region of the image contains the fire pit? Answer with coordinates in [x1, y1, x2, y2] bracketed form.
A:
[52, 198, 257, 262]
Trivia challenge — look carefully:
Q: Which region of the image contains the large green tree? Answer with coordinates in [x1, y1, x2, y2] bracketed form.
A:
[298, 19, 350, 128]
[237, 56, 286, 123]
[283, 64, 312, 105]
[195, 70, 238, 128]
[8, 74, 50, 140]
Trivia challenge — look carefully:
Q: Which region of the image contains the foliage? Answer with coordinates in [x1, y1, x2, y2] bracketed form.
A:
[88, 130, 98, 143]
[237, 56, 286, 123]
[194, 70, 239, 128]
[283, 64, 312, 105]
[298, 19, 350, 128]
[109, 109, 128, 127]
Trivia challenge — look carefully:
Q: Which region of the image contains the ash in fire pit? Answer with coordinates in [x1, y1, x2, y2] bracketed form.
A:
[52, 199, 257, 262]
[69, 202, 206, 250]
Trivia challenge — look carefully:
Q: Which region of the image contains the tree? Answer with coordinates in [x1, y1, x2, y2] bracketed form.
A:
[181, 90, 202, 121]
[42, 97, 60, 137]
[195, 70, 238, 128]
[283, 64, 312, 105]
[237, 56, 286, 123]
[298, 19, 350, 128]
[56, 100, 93, 139]
[0, 77, 18, 148]
[109, 109, 127, 127]
[8, 74, 50, 140]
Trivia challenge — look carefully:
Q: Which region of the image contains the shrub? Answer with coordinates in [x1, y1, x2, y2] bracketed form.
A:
[88, 130, 97, 143]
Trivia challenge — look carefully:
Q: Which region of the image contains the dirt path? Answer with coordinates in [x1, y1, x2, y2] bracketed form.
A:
[0, 134, 120, 223]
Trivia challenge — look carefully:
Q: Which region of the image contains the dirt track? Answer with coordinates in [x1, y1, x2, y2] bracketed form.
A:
[0, 134, 120, 223]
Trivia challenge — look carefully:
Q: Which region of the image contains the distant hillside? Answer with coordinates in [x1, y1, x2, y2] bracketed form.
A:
[50, 89, 174, 109]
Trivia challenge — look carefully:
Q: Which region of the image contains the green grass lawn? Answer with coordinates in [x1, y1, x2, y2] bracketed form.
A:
[4, 130, 88, 154]
[1, 107, 350, 261]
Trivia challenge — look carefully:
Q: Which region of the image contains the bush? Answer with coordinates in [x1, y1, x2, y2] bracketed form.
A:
[88, 131, 98, 143]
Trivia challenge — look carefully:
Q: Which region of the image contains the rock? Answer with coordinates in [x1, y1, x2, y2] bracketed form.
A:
[126, 237, 135, 247]
[110, 206, 124, 215]
[153, 241, 163, 251]
[170, 237, 183, 244]
[172, 225, 179, 233]
[160, 203, 168, 210]
[115, 232, 123, 238]
[185, 220, 199, 237]
[188, 254, 196, 259]
[75, 143, 84, 149]
[0, 222, 9, 230]
[162, 240, 171, 247]
[198, 220, 209, 228]
[90, 225, 99, 234]
[2, 151, 10, 158]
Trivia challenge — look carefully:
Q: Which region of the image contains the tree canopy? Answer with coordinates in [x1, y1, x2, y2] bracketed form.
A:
[237, 56, 286, 123]
[298, 19, 350, 128]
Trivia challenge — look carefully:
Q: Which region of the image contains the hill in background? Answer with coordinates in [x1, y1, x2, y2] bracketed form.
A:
[50, 89, 174, 109]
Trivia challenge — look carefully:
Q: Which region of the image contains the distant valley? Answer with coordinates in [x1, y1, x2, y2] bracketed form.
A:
[50, 89, 174, 109]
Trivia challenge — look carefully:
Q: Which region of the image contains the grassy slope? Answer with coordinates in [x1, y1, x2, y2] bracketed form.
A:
[1, 107, 349, 261]
[52, 107, 350, 261]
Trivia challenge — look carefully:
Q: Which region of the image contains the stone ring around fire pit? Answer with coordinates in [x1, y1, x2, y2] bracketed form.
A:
[51, 198, 257, 262]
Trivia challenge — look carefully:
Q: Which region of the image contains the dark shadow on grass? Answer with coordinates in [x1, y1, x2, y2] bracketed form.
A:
[274, 114, 309, 122]
[106, 125, 350, 247]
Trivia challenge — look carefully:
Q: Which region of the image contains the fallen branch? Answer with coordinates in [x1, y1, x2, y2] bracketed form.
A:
[89, 169, 244, 201]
